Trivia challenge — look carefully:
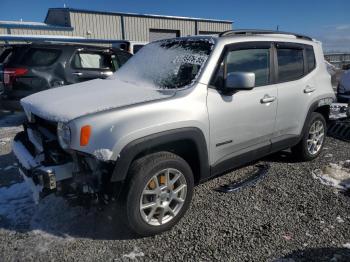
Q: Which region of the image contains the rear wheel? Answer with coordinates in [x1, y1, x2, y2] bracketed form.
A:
[292, 112, 326, 161]
[122, 151, 194, 236]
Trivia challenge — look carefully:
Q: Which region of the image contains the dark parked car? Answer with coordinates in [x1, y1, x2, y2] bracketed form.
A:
[0, 43, 132, 111]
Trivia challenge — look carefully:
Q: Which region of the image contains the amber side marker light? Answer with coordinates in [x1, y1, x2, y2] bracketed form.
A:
[80, 125, 91, 146]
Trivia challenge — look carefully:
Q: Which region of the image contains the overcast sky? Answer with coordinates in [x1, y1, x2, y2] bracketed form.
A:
[0, 0, 349, 52]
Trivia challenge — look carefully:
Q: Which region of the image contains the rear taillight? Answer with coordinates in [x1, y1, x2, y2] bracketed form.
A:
[4, 68, 28, 85]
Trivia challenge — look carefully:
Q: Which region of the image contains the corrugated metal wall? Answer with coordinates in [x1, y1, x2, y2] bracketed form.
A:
[68, 11, 231, 42]
[197, 21, 230, 33]
[69, 11, 123, 39]
[124, 16, 196, 41]
[0, 9, 232, 43]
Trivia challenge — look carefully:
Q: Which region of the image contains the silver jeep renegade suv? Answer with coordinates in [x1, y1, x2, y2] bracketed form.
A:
[13, 30, 335, 236]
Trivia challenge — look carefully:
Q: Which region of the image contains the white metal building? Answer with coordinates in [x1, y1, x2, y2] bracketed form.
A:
[0, 8, 233, 43]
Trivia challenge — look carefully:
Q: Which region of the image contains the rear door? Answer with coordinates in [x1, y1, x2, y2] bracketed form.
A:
[69, 49, 115, 83]
[273, 43, 316, 141]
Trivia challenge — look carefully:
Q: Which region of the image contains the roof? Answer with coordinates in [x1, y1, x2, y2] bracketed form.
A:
[48, 7, 233, 24]
[0, 20, 73, 31]
[219, 29, 314, 41]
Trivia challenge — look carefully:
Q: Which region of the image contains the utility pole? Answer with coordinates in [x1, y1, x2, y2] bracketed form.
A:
[276, 25, 279, 31]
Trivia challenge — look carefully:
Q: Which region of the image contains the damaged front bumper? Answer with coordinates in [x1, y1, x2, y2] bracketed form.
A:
[12, 132, 74, 201]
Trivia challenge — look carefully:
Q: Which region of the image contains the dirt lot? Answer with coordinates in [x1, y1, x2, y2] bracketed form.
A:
[0, 112, 349, 261]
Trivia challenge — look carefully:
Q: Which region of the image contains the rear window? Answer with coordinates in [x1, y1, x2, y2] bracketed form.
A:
[277, 48, 304, 82]
[306, 46, 316, 72]
[22, 48, 61, 67]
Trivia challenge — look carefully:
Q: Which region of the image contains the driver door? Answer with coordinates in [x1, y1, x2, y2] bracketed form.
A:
[207, 42, 278, 170]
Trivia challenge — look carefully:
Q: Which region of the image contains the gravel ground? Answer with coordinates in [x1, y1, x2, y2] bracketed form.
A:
[0, 112, 350, 261]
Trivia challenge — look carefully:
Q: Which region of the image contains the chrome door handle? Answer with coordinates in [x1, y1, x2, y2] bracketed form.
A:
[72, 72, 83, 76]
[260, 95, 276, 104]
[304, 86, 316, 93]
[101, 71, 113, 76]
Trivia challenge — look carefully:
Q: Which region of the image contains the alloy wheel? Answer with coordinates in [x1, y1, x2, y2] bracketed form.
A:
[307, 120, 325, 155]
[139, 168, 187, 226]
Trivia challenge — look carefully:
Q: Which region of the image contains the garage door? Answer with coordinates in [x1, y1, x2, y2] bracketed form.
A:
[149, 29, 180, 42]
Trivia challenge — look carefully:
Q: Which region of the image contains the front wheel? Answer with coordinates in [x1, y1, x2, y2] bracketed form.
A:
[292, 112, 326, 161]
[123, 151, 194, 236]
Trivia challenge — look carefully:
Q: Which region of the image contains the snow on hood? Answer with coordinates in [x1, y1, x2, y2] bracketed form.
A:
[20, 78, 175, 122]
[20, 39, 213, 122]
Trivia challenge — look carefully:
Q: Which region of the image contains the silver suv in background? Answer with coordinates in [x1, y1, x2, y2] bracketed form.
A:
[13, 30, 335, 236]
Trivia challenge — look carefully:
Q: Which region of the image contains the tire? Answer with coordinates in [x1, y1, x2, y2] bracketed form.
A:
[292, 112, 327, 161]
[122, 151, 194, 236]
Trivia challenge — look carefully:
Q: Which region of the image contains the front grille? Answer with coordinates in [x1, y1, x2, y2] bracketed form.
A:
[24, 114, 71, 165]
[33, 115, 58, 135]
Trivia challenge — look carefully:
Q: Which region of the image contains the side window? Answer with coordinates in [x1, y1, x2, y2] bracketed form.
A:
[73, 52, 112, 70]
[277, 48, 304, 82]
[306, 46, 316, 73]
[22, 48, 61, 67]
[212, 48, 270, 88]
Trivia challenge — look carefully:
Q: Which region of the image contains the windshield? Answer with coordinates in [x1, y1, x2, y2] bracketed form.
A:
[113, 38, 214, 89]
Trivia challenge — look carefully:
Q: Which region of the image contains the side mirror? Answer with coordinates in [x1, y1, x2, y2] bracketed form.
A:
[225, 72, 255, 92]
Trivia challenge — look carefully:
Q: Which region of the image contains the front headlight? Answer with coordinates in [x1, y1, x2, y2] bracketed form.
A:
[57, 122, 71, 149]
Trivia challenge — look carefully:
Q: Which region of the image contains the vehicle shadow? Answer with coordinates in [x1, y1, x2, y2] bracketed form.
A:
[0, 188, 141, 240]
[276, 247, 350, 261]
[262, 150, 300, 164]
[0, 111, 26, 128]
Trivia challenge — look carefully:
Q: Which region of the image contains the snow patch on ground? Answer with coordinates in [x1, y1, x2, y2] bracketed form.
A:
[329, 103, 349, 120]
[0, 180, 93, 238]
[312, 161, 350, 190]
[0, 181, 36, 230]
[0, 137, 12, 144]
[93, 148, 113, 161]
[122, 247, 145, 260]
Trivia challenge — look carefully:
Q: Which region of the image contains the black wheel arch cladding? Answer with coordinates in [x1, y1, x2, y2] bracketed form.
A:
[110, 127, 210, 183]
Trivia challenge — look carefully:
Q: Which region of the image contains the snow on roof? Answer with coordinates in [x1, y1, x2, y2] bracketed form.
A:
[0, 34, 84, 40]
[0, 20, 47, 26]
[0, 20, 73, 30]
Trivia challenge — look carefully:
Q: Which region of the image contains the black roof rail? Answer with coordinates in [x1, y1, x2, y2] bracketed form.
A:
[219, 29, 313, 41]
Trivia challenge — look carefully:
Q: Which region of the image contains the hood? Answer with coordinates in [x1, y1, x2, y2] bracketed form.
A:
[21, 78, 175, 122]
[340, 70, 350, 88]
